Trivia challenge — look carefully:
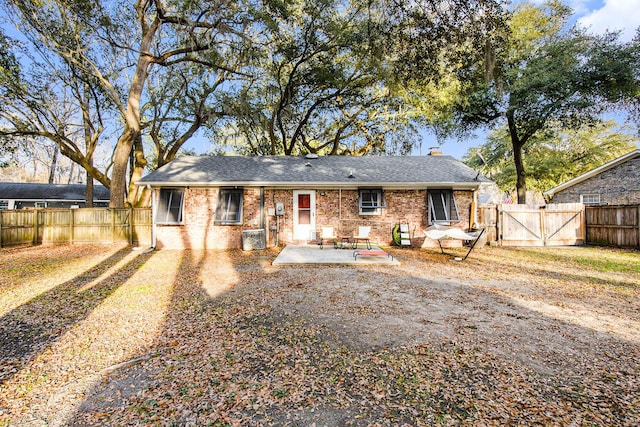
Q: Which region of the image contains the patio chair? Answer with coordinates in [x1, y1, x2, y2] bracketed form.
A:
[319, 226, 338, 249]
[352, 226, 372, 249]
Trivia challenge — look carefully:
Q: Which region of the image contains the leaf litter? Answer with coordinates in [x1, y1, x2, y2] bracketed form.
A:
[0, 244, 638, 426]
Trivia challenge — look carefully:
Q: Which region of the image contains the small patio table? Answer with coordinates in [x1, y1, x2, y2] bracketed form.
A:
[337, 236, 352, 249]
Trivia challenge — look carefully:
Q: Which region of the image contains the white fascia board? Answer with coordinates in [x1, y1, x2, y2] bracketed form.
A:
[7, 198, 99, 202]
[139, 181, 276, 188]
[139, 181, 481, 190]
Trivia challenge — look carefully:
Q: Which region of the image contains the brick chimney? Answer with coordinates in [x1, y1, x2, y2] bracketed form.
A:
[428, 147, 443, 156]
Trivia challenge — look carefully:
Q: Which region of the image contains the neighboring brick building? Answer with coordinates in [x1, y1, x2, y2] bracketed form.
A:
[138, 154, 492, 250]
[545, 149, 640, 206]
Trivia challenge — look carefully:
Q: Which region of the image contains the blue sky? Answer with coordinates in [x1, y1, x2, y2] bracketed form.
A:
[420, 0, 640, 159]
[6, 1, 635, 160]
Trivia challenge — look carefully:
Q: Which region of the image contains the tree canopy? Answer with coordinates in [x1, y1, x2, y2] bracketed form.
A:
[2, 0, 637, 208]
[443, 0, 640, 204]
[0, 0, 507, 207]
[1, 0, 254, 207]
[217, 0, 507, 156]
[463, 120, 638, 198]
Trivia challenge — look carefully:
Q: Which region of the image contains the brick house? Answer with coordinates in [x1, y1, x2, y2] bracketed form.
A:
[544, 149, 640, 206]
[137, 154, 492, 250]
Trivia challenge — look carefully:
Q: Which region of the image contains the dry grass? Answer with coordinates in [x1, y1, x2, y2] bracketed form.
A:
[0, 244, 639, 426]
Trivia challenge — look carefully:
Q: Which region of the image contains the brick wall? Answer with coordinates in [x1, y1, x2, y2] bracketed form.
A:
[155, 187, 475, 249]
[155, 188, 263, 249]
[552, 157, 640, 205]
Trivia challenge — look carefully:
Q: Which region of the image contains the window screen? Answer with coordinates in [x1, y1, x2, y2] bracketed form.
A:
[359, 189, 385, 215]
[428, 190, 460, 223]
[156, 188, 184, 224]
[215, 188, 243, 223]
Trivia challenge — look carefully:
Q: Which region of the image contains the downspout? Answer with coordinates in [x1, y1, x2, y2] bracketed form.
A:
[471, 189, 478, 229]
[260, 187, 265, 229]
[149, 185, 156, 249]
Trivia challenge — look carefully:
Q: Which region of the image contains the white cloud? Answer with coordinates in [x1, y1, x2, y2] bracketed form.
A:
[577, 0, 640, 41]
[566, 0, 592, 16]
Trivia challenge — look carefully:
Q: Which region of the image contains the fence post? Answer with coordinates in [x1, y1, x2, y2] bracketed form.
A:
[129, 207, 133, 245]
[540, 208, 546, 246]
[581, 205, 587, 246]
[0, 210, 3, 248]
[111, 209, 116, 244]
[69, 208, 75, 245]
[497, 204, 503, 246]
[33, 210, 39, 245]
[637, 205, 640, 247]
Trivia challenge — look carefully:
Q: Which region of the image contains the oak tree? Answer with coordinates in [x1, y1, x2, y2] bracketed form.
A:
[464, 120, 638, 197]
[445, 0, 640, 203]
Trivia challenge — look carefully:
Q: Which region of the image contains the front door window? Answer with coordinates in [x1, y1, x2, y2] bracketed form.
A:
[297, 194, 311, 224]
[293, 190, 315, 241]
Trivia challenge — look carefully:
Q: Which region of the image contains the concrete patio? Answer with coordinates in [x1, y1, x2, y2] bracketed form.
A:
[272, 244, 400, 266]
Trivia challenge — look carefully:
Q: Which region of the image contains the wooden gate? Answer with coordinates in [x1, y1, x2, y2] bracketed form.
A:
[498, 203, 584, 247]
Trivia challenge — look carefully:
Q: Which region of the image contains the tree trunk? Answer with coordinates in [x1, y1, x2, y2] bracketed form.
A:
[109, 12, 158, 207]
[49, 144, 59, 184]
[85, 173, 94, 208]
[85, 152, 94, 208]
[513, 143, 527, 204]
[268, 111, 278, 155]
[110, 128, 135, 207]
[67, 161, 74, 184]
[507, 113, 527, 205]
[127, 134, 148, 207]
[82, 81, 94, 207]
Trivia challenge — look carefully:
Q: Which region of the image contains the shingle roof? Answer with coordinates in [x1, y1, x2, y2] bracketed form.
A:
[139, 155, 490, 189]
[0, 183, 110, 200]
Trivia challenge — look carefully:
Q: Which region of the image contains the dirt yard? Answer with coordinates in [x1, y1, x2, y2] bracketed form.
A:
[0, 244, 639, 426]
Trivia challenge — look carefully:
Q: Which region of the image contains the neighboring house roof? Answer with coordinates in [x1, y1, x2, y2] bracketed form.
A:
[544, 149, 640, 198]
[138, 155, 490, 190]
[0, 182, 110, 201]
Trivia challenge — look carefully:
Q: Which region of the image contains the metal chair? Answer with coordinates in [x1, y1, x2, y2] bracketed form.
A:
[352, 226, 371, 249]
[319, 226, 338, 249]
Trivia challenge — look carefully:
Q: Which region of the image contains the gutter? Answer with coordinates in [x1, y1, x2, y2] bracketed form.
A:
[137, 181, 483, 191]
[150, 186, 157, 249]
[260, 187, 265, 229]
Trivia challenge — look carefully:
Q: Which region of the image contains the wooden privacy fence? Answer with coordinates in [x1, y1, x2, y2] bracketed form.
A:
[0, 208, 152, 247]
[477, 203, 585, 247]
[585, 205, 640, 247]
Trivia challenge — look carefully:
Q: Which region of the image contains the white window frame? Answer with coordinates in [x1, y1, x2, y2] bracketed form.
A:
[215, 188, 243, 224]
[580, 194, 600, 206]
[428, 189, 460, 224]
[359, 189, 385, 216]
[155, 188, 184, 224]
[0, 200, 8, 210]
